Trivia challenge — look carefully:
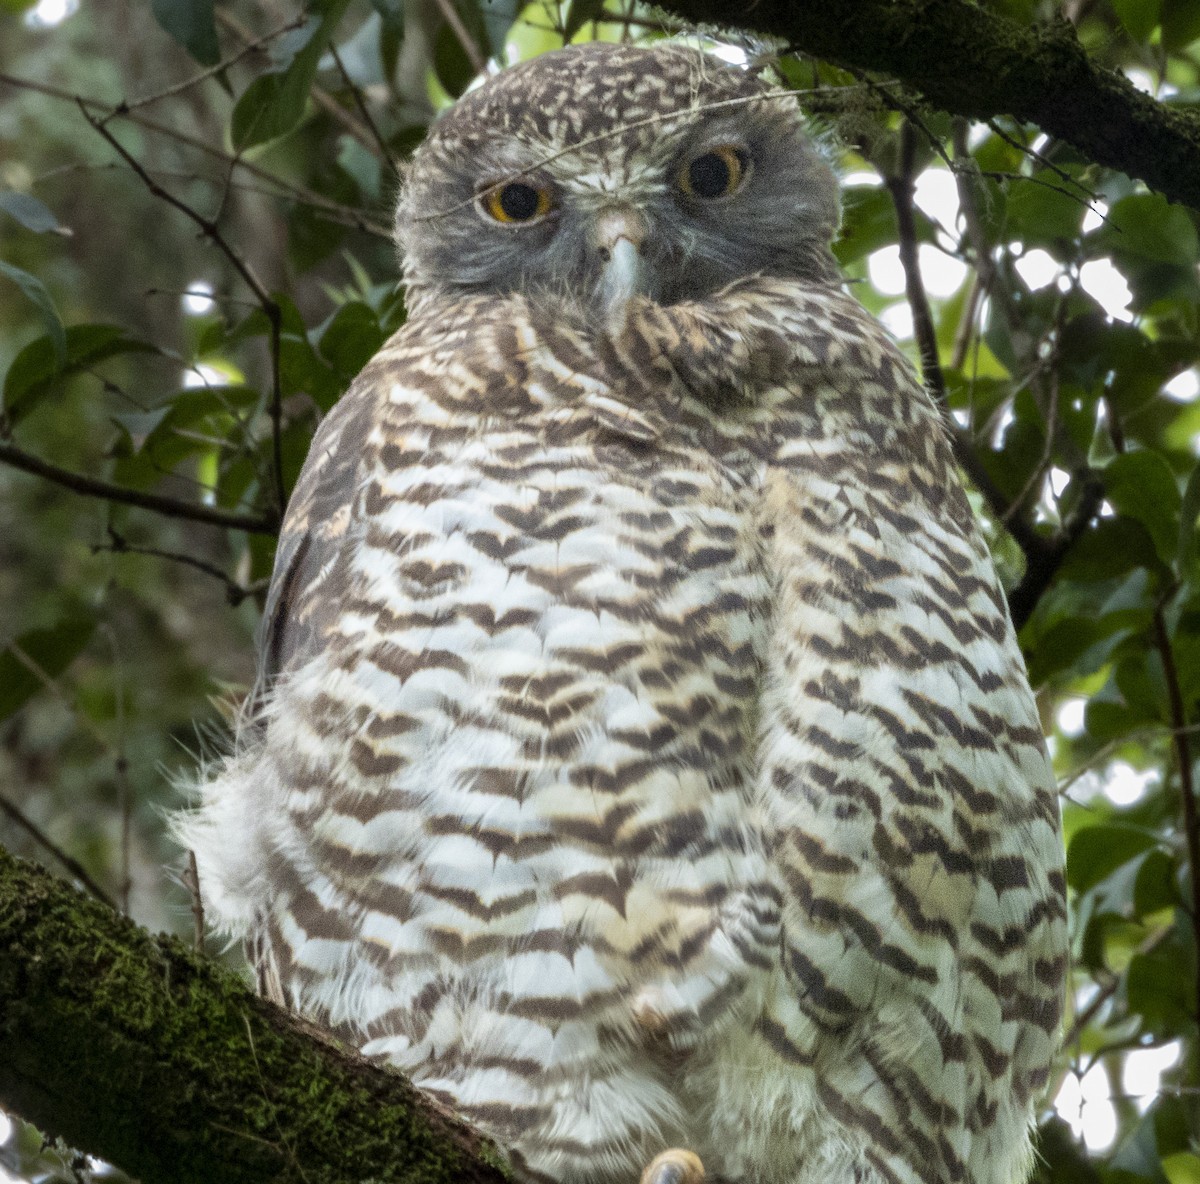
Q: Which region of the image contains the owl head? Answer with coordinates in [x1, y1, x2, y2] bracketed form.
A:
[395, 42, 840, 316]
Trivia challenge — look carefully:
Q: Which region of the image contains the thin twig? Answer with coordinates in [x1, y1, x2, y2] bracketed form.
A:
[1061, 926, 1172, 1050]
[0, 795, 115, 908]
[1006, 472, 1104, 630]
[1056, 722, 1200, 798]
[847, 68, 955, 171]
[76, 101, 288, 516]
[885, 120, 947, 404]
[984, 119, 1099, 202]
[77, 102, 272, 311]
[1001, 301, 1066, 525]
[432, 0, 487, 76]
[329, 43, 400, 176]
[182, 850, 206, 950]
[111, 16, 306, 119]
[98, 624, 133, 915]
[33, 157, 392, 235]
[0, 440, 279, 533]
[95, 528, 267, 606]
[0, 73, 393, 238]
[1152, 603, 1200, 1032]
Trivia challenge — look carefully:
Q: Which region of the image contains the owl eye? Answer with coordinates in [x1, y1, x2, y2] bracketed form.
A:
[480, 180, 554, 224]
[679, 145, 750, 200]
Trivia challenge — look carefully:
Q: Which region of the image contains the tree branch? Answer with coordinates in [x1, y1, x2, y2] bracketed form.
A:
[656, 0, 1200, 210]
[0, 847, 511, 1184]
[1151, 604, 1200, 1031]
[0, 441, 280, 534]
[884, 120, 946, 404]
[1005, 471, 1104, 631]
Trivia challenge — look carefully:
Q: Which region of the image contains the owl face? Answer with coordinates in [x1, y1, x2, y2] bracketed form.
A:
[396, 43, 840, 314]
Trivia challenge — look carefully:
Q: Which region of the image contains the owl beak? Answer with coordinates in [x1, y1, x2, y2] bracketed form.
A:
[594, 206, 648, 320]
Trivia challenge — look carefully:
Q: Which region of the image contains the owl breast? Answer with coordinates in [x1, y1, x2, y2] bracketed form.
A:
[256, 385, 782, 1173]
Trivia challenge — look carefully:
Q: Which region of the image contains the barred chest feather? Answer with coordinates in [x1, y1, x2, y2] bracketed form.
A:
[182, 282, 1066, 1184]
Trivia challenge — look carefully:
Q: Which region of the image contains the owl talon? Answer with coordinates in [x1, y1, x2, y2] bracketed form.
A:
[640, 1149, 705, 1184]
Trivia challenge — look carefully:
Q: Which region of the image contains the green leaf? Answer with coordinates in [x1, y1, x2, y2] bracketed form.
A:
[1114, 0, 1162, 41]
[318, 301, 384, 382]
[1127, 930, 1198, 1033]
[0, 191, 65, 234]
[835, 185, 897, 266]
[562, 0, 605, 40]
[1099, 192, 1200, 265]
[1006, 174, 1086, 247]
[1067, 823, 1158, 893]
[1163, 0, 1200, 50]
[1110, 1112, 1171, 1183]
[151, 0, 220, 66]
[369, 0, 403, 29]
[0, 615, 96, 721]
[0, 260, 66, 365]
[230, 0, 352, 149]
[1105, 451, 1183, 567]
[433, 22, 474, 98]
[1133, 849, 1180, 917]
[2, 325, 160, 427]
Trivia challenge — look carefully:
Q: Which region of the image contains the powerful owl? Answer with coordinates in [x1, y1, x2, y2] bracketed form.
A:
[179, 42, 1067, 1184]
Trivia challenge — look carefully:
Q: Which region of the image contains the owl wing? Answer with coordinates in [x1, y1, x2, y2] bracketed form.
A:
[626, 280, 1066, 1184]
[758, 289, 1065, 1184]
[257, 380, 379, 695]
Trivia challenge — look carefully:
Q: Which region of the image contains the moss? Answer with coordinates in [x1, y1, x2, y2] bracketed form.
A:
[0, 848, 510, 1184]
[655, 0, 1200, 211]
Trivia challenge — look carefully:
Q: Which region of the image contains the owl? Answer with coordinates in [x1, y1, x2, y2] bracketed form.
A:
[178, 42, 1067, 1184]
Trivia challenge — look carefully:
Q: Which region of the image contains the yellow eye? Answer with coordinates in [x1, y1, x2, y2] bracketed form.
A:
[480, 180, 554, 224]
[679, 145, 750, 200]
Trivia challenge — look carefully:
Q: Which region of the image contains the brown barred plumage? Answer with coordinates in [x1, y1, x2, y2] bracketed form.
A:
[178, 41, 1066, 1184]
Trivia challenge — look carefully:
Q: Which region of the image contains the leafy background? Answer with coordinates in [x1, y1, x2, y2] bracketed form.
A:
[1, 0, 1198, 1180]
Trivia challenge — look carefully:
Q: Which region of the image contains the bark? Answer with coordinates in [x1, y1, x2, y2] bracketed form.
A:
[656, 0, 1200, 211]
[0, 847, 510, 1184]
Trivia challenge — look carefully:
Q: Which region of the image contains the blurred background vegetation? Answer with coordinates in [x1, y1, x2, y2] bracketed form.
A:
[1, 0, 1198, 1180]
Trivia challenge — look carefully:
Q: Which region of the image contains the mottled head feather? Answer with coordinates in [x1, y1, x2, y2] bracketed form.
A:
[396, 43, 841, 314]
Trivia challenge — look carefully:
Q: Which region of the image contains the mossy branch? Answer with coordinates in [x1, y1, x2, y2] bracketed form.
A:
[657, 0, 1200, 211]
[0, 847, 511, 1184]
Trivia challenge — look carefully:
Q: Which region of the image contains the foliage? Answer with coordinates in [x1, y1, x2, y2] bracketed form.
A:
[0, 0, 1198, 1181]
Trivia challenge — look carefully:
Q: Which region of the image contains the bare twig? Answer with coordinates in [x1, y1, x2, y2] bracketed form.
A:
[1006, 472, 1104, 630]
[0, 73, 392, 238]
[983, 119, 1100, 203]
[1056, 723, 1200, 799]
[329, 43, 400, 176]
[848, 69, 955, 172]
[0, 440, 279, 534]
[1000, 301, 1066, 525]
[214, 8, 379, 156]
[112, 16, 306, 119]
[432, 0, 487, 76]
[98, 624, 133, 915]
[0, 795, 115, 909]
[76, 102, 288, 516]
[1060, 926, 1173, 1053]
[182, 850, 206, 950]
[95, 528, 267, 606]
[1152, 603, 1200, 1032]
[884, 120, 947, 404]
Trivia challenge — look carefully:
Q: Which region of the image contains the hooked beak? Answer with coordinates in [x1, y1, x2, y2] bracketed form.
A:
[594, 206, 648, 322]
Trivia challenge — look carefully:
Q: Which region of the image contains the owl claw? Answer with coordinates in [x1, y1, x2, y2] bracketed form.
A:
[640, 1149, 705, 1184]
